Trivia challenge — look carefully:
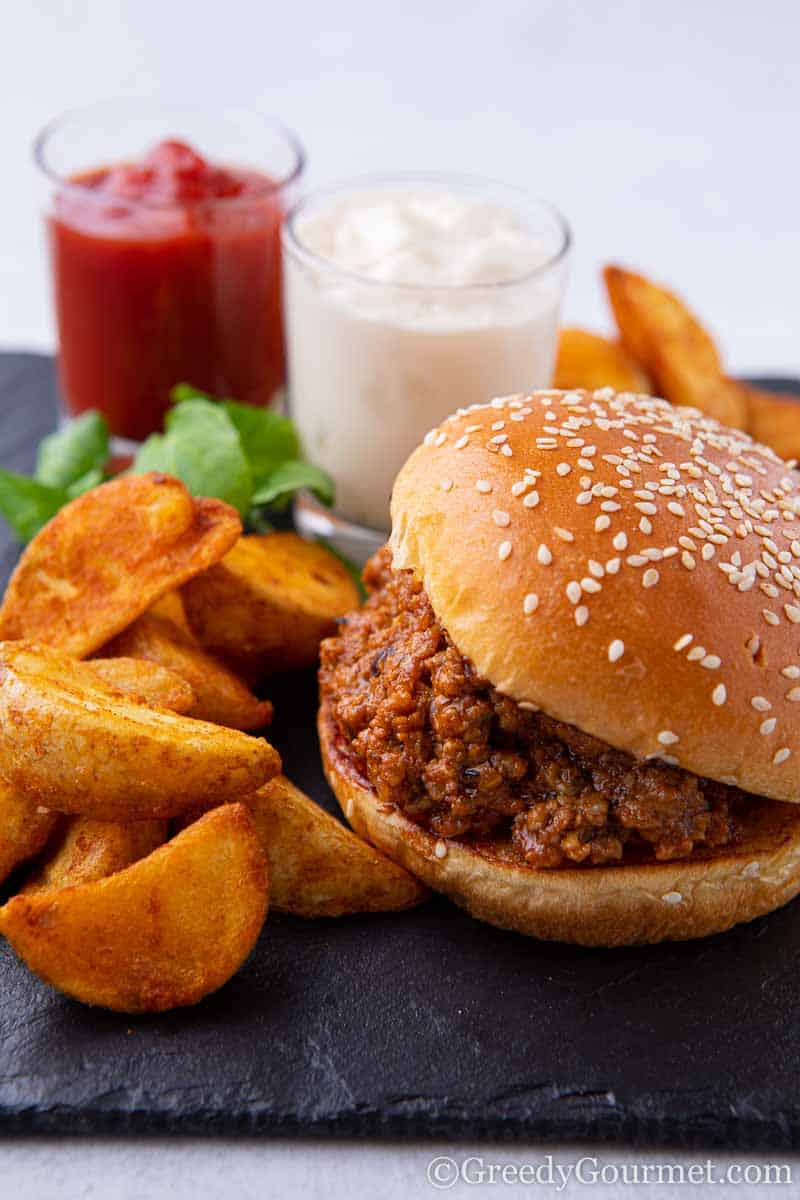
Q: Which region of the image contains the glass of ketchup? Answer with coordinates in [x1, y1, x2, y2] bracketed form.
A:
[35, 101, 304, 448]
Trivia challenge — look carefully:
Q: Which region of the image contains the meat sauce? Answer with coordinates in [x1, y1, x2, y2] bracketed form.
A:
[320, 548, 742, 868]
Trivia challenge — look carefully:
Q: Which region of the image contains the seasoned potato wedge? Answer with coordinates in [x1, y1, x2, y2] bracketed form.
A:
[22, 817, 167, 894]
[743, 385, 800, 462]
[604, 265, 748, 428]
[0, 473, 241, 658]
[182, 533, 361, 677]
[0, 805, 268, 1012]
[87, 656, 196, 713]
[0, 641, 280, 820]
[246, 776, 428, 917]
[553, 328, 651, 393]
[0, 782, 60, 885]
[101, 611, 272, 732]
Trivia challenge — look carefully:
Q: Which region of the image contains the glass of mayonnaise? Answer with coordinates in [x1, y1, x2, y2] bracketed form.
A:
[282, 175, 570, 557]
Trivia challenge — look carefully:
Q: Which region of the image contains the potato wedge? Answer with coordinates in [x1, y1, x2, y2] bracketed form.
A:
[553, 328, 651, 393]
[21, 817, 167, 894]
[0, 641, 280, 820]
[0, 782, 60, 885]
[0, 804, 267, 1012]
[743, 385, 800, 462]
[101, 611, 272, 731]
[604, 265, 748, 428]
[182, 533, 361, 677]
[246, 776, 428, 917]
[0, 472, 241, 658]
[87, 657, 196, 713]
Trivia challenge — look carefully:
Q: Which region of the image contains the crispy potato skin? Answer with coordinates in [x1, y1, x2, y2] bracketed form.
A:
[182, 533, 361, 677]
[553, 328, 652, 393]
[101, 611, 272, 732]
[0, 641, 280, 820]
[743, 385, 800, 462]
[21, 817, 167, 894]
[0, 473, 241, 658]
[604, 265, 748, 428]
[0, 782, 60, 885]
[247, 776, 427, 917]
[86, 657, 196, 714]
[0, 805, 268, 1013]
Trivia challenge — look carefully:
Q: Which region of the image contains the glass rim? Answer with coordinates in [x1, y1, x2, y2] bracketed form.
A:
[33, 99, 306, 206]
[282, 172, 571, 293]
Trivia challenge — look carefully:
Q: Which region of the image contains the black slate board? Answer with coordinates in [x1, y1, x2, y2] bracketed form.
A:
[2, 354, 800, 1150]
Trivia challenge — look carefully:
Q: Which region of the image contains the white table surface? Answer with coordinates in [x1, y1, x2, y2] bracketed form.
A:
[1, 1, 799, 1195]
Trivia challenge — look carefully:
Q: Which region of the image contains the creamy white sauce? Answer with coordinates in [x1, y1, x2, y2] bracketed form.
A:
[283, 187, 566, 531]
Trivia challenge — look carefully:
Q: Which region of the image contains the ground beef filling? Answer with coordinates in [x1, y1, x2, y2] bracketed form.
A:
[320, 548, 742, 868]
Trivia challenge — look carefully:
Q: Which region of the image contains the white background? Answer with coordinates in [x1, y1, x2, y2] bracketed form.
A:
[1, 1, 799, 1196]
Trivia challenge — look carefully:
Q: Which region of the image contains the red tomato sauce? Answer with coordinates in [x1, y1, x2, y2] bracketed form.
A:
[50, 139, 287, 442]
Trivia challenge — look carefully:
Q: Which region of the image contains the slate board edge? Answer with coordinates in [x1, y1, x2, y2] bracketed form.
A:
[1, 1102, 799, 1151]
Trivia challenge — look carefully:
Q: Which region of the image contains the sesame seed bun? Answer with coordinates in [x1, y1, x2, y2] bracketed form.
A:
[390, 390, 800, 803]
[319, 700, 800, 945]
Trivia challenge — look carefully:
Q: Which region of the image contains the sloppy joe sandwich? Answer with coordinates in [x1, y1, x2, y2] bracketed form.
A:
[319, 388, 800, 945]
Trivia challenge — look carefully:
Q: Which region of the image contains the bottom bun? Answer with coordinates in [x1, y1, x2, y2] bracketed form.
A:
[319, 701, 800, 946]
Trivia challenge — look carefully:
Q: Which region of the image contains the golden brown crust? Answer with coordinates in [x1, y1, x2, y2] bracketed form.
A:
[0, 474, 241, 659]
[319, 700, 800, 946]
[390, 391, 800, 803]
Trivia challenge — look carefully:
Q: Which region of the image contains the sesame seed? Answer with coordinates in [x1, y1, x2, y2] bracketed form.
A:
[501, 444, 513, 457]
[434, 840, 448, 859]
[662, 891, 683, 905]
[606, 558, 621, 574]
[668, 501, 685, 517]
[782, 666, 800, 679]
[434, 432, 447, 447]
[556, 462, 571, 476]
[712, 684, 727, 706]
[498, 541, 512, 561]
[476, 479, 492, 493]
[440, 478, 453, 492]
[700, 655, 721, 669]
[576, 491, 593, 506]
[658, 730, 679, 745]
[787, 687, 800, 702]
[454, 435, 468, 450]
[774, 748, 791, 765]
[608, 639, 625, 663]
[493, 509, 510, 527]
[523, 490, 540, 508]
[523, 592, 539, 615]
[635, 501, 657, 516]
[761, 718, 777, 735]
[613, 532, 628, 551]
[566, 581, 582, 604]
[751, 696, 772, 712]
[687, 646, 706, 662]
[674, 634, 693, 651]
[581, 577, 602, 594]
[488, 433, 508, 445]
[537, 543, 552, 566]
[595, 514, 611, 532]
[642, 568, 660, 589]
[601, 501, 621, 512]
[681, 551, 696, 570]
[553, 527, 574, 543]
[588, 559, 605, 578]
[575, 605, 589, 626]
[763, 609, 780, 626]
[785, 604, 800, 623]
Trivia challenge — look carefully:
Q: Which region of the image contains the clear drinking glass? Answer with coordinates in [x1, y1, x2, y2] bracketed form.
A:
[282, 175, 570, 560]
[35, 99, 304, 451]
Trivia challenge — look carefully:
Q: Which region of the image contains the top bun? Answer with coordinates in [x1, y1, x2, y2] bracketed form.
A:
[390, 389, 800, 803]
